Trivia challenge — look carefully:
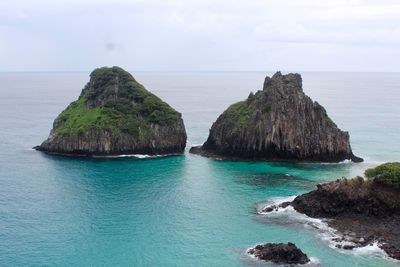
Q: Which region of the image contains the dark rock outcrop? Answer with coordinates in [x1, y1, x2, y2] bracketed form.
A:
[291, 178, 400, 218]
[190, 72, 362, 162]
[35, 66, 187, 156]
[248, 242, 310, 265]
[275, 178, 400, 260]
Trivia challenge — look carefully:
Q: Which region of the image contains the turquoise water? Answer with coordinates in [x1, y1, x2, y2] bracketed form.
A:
[0, 72, 399, 266]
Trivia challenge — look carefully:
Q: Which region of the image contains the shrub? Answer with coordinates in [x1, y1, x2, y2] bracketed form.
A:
[225, 101, 250, 129]
[365, 162, 400, 188]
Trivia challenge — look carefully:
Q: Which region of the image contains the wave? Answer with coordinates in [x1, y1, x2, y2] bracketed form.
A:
[92, 153, 174, 159]
[352, 242, 391, 259]
[256, 196, 296, 215]
[189, 143, 203, 147]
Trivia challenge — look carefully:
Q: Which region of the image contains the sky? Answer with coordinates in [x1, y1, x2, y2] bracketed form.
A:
[1, 0, 400, 72]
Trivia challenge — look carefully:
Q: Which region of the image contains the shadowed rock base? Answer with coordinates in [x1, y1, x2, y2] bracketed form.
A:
[190, 145, 363, 163]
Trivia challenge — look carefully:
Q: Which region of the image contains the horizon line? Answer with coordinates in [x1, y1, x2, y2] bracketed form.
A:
[1, 70, 400, 74]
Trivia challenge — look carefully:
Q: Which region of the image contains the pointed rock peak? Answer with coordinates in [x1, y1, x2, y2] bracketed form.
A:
[190, 72, 362, 163]
[82, 66, 138, 99]
[263, 71, 302, 91]
[271, 71, 282, 79]
[90, 66, 135, 82]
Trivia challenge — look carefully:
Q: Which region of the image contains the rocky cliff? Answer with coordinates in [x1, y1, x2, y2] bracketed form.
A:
[190, 71, 362, 162]
[35, 66, 187, 156]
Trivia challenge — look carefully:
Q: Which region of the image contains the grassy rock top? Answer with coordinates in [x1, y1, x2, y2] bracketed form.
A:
[53, 66, 181, 138]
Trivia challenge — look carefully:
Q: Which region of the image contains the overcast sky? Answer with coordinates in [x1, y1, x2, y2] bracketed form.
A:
[1, 0, 400, 72]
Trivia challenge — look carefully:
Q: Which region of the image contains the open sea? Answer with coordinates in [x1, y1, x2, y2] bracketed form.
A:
[0, 71, 399, 266]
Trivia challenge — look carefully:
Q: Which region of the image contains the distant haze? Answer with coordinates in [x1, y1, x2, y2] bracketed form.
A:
[1, 0, 400, 72]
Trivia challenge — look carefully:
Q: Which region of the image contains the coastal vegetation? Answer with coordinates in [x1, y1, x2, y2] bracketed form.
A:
[365, 162, 400, 188]
[224, 101, 250, 130]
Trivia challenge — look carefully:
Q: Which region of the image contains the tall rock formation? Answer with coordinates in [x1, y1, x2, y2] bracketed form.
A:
[190, 72, 362, 162]
[35, 66, 187, 156]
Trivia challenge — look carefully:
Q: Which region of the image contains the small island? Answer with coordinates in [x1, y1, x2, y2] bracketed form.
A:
[190, 72, 362, 163]
[35, 66, 187, 156]
[262, 162, 400, 260]
[248, 242, 310, 265]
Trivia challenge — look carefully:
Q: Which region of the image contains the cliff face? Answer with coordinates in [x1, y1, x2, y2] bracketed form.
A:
[36, 66, 187, 156]
[191, 72, 362, 162]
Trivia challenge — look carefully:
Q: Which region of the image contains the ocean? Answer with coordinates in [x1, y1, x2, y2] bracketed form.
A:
[0, 71, 399, 266]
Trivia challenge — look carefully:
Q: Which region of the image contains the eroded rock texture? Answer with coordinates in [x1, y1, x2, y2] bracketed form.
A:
[191, 71, 362, 162]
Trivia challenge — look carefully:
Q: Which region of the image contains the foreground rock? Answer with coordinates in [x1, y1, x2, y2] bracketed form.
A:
[248, 242, 310, 265]
[264, 175, 400, 260]
[190, 72, 362, 162]
[35, 66, 187, 156]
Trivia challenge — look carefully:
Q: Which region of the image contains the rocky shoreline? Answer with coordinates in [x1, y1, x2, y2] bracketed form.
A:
[262, 177, 400, 260]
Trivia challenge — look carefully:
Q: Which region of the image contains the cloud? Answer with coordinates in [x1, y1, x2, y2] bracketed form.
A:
[0, 0, 399, 71]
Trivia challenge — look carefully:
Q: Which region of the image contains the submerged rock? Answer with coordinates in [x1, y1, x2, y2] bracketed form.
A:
[289, 176, 400, 260]
[190, 72, 362, 162]
[248, 242, 310, 265]
[35, 66, 187, 156]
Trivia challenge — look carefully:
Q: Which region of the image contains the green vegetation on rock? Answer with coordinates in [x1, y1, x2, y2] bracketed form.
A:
[224, 101, 250, 130]
[365, 162, 400, 188]
[314, 101, 337, 127]
[53, 66, 180, 138]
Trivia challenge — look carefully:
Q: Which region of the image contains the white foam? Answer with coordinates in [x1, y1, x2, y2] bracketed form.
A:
[190, 143, 203, 147]
[307, 257, 321, 265]
[245, 247, 257, 259]
[92, 153, 172, 159]
[259, 199, 346, 249]
[352, 242, 390, 258]
[257, 196, 296, 215]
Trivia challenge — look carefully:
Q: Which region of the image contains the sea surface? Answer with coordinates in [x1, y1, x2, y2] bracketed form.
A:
[0, 71, 399, 266]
